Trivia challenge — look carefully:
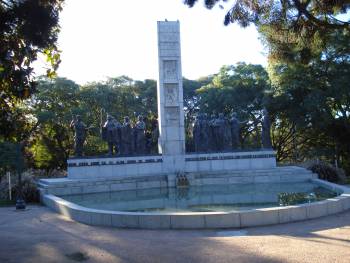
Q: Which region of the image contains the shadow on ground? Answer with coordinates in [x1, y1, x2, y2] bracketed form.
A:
[0, 205, 349, 263]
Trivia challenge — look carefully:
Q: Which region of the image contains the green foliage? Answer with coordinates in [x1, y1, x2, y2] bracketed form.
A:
[308, 162, 340, 183]
[198, 63, 270, 113]
[185, 1, 349, 64]
[27, 76, 159, 170]
[0, 141, 24, 173]
[0, 0, 64, 140]
[278, 192, 309, 206]
[0, 141, 25, 183]
[29, 77, 79, 169]
[268, 30, 350, 168]
[195, 63, 271, 148]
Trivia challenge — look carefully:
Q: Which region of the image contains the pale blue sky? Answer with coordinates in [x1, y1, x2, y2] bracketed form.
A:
[34, 0, 267, 84]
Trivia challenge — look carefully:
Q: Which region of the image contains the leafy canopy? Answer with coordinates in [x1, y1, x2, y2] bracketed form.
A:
[0, 0, 64, 140]
[184, 1, 350, 63]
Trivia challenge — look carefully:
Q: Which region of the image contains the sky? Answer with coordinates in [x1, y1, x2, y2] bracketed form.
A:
[34, 0, 267, 84]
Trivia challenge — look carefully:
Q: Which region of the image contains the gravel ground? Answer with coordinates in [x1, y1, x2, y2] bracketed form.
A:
[0, 205, 349, 263]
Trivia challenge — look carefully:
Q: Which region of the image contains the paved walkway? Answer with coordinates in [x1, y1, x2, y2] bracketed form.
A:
[0, 205, 349, 263]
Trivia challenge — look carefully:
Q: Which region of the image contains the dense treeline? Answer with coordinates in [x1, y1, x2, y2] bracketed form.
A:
[1, 55, 349, 176]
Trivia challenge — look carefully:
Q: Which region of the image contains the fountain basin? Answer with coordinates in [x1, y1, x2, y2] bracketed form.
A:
[41, 179, 350, 229]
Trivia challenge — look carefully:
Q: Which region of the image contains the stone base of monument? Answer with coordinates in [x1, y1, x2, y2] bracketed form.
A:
[38, 148, 312, 197]
[39, 150, 279, 195]
[39, 166, 316, 196]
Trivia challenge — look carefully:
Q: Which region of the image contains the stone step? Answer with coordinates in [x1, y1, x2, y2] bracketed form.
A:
[192, 173, 313, 186]
[195, 169, 314, 178]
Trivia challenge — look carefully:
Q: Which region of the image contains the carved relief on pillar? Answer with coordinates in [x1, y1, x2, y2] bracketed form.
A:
[163, 60, 178, 82]
[165, 107, 180, 126]
[164, 83, 179, 107]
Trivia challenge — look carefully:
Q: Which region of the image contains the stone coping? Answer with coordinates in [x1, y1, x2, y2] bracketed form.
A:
[42, 179, 350, 229]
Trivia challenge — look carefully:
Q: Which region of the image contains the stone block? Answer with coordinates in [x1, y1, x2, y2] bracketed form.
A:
[339, 196, 350, 210]
[170, 214, 205, 229]
[52, 187, 71, 196]
[100, 165, 114, 178]
[77, 209, 91, 225]
[327, 198, 343, 215]
[250, 159, 266, 169]
[306, 202, 328, 219]
[201, 178, 228, 185]
[67, 166, 83, 179]
[223, 160, 237, 170]
[136, 181, 161, 189]
[279, 206, 307, 223]
[205, 213, 240, 228]
[111, 214, 139, 228]
[185, 161, 198, 173]
[198, 160, 211, 172]
[254, 176, 274, 183]
[84, 184, 109, 194]
[142, 163, 162, 176]
[125, 164, 138, 177]
[236, 159, 250, 170]
[228, 176, 254, 184]
[112, 165, 126, 177]
[211, 160, 224, 171]
[139, 215, 171, 229]
[71, 187, 83, 195]
[90, 212, 112, 226]
[280, 174, 311, 182]
[110, 182, 136, 191]
[84, 166, 99, 178]
[240, 209, 279, 227]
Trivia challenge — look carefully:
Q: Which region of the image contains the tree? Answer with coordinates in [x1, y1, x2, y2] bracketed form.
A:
[184, 1, 350, 63]
[269, 29, 350, 170]
[29, 77, 79, 170]
[196, 62, 271, 148]
[0, 0, 64, 140]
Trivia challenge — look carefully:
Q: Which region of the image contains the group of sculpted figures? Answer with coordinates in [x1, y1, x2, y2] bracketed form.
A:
[70, 114, 159, 157]
[70, 109, 272, 157]
[191, 108, 272, 152]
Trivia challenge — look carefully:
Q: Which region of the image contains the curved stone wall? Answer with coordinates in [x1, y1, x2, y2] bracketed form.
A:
[42, 179, 350, 229]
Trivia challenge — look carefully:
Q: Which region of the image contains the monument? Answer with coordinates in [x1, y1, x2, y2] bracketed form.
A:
[38, 21, 349, 230]
[41, 20, 276, 190]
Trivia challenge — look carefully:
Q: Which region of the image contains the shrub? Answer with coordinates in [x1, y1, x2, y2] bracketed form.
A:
[12, 176, 40, 203]
[307, 161, 345, 183]
[0, 172, 39, 203]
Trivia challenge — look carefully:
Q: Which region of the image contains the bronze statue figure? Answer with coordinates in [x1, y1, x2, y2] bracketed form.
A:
[102, 114, 121, 155]
[262, 108, 272, 149]
[120, 116, 134, 155]
[70, 115, 87, 157]
[134, 115, 146, 154]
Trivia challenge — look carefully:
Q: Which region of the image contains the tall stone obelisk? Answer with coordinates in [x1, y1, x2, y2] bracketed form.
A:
[157, 21, 185, 174]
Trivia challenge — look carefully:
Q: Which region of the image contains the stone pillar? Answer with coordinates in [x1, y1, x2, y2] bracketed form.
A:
[157, 21, 185, 174]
